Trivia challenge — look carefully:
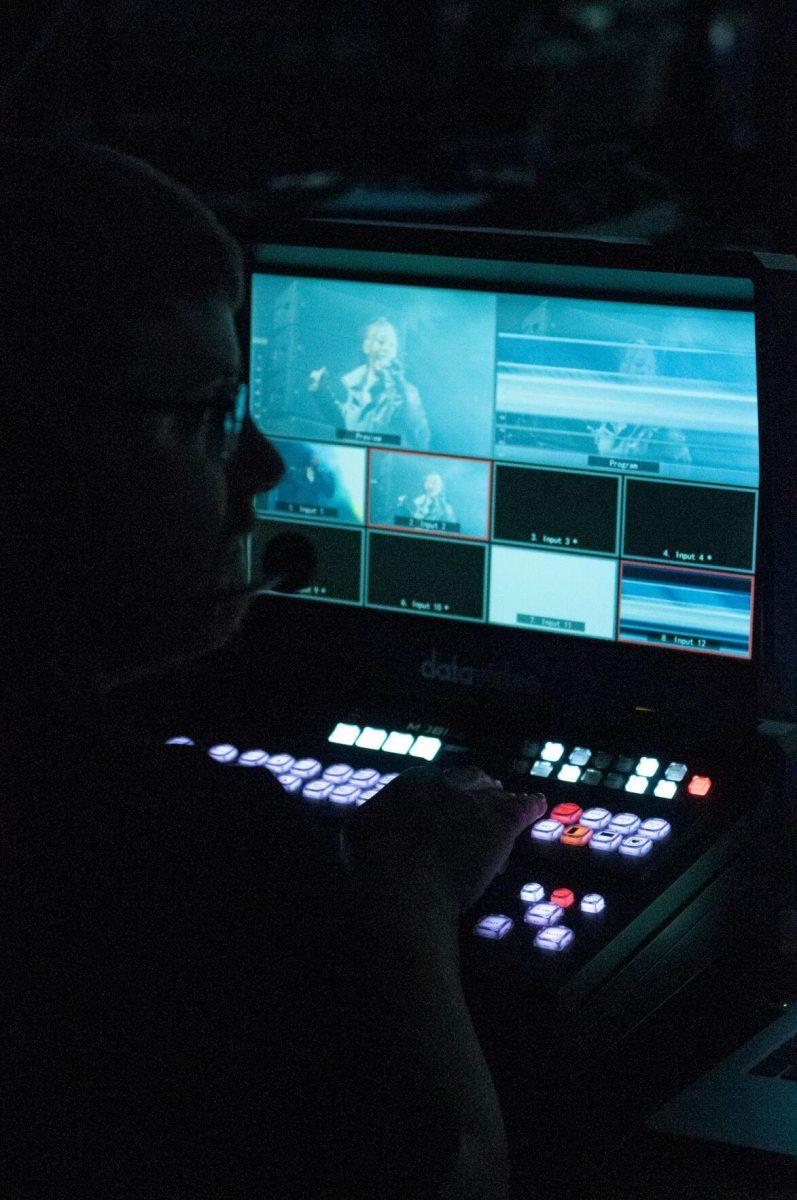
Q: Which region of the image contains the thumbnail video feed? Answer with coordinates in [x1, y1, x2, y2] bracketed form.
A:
[494, 295, 759, 487]
[368, 450, 491, 539]
[618, 563, 752, 657]
[254, 439, 366, 526]
[251, 518, 363, 606]
[488, 545, 618, 640]
[250, 275, 496, 457]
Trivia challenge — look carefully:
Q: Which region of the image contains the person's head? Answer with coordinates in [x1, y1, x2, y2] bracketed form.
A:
[1, 138, 283, 694]
[619, 338, 656, 376]
[363, 317, 398, 366]
[422, 473, 444, 497]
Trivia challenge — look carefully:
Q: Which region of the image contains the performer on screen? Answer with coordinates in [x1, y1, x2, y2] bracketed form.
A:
[398, 472, 457, 525]
[590, 339, 692, 465]
[276, 447, 335, 508]
[308, 317, 431, 450]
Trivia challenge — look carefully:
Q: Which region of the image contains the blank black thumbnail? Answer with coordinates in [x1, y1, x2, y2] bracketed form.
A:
[623, 480, 755, 570]
[367, 533, 485, 620]
[252, 519, 362, 603]
[493, 465, 618, 553]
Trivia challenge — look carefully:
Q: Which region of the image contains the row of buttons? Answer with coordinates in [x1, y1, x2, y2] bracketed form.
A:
[328, 722, 442, 760]
[531, 804, 670, 857]
[526, 742, 711, 799]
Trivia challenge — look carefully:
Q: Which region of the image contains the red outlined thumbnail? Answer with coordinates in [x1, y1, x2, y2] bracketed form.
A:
[366, 447, 493, 542]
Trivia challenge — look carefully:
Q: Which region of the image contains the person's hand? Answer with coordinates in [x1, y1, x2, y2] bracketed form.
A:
[343, 765, 547, 916]
[308, 366, 327, 391]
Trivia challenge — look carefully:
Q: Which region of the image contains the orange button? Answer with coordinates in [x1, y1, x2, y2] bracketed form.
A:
[551, 888, 575, 908]
[561, 823, 593, 846]
[551, 802, 583, 826]
[687, 775, 712, 797]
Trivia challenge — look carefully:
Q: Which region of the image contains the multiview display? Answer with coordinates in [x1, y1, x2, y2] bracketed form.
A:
[249, 272, 759, 659]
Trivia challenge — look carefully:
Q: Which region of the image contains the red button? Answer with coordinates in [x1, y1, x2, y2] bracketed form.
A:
[551, 802, 583, 826]
[561, 823, 592, 846]
[687, 775, 712, 797]
[551, 888, 575, 909]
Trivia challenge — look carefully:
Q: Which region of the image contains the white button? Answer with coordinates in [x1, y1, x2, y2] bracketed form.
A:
[408, 735, 442, 761]
[474, 915, 513, 940]
[591, 830, 622, 852]
[654, 779, 677, 799]
[636, 757, 660, 777]
[625, 774, 648, 795]
[328, 722, 360, 746]
[378, 772, 399, 786]
[580, 893, 606, 914]
[609, 812, 641, 835]
[292, 757, 322, 779]
[267, 753, 295, 775]
[302, 780, 333, 801]
[581, 807, 612, 830]
[541, 741, 565, 762]
[356, 788, 379, 805]
[165, 736, 194, 746]
[530, 760, 554, 778]
[382, 731, 414, 755]
[323, 763, 353, 783]
[534, 926, 574, 951]
[350, 768, 380, 788]
[531, 818, 564, 842]
[279, 774, 303, 794]
[329, 784, 360, 806]
[524, 902, 563, 927]
[356, 727, 388, 751]
[557, 763, 581, 783]
[520, 882, 545, 904]
[619, 834, 653, 857]
[569, 746, 591, 766]
[665, 762, 688, 782]
[237, 749, 269, 766]
[639, 817, 671, 841]
[208, 743, 238, 763]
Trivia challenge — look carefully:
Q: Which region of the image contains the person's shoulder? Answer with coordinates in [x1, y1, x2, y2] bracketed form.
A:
[341, 364, 367, 388]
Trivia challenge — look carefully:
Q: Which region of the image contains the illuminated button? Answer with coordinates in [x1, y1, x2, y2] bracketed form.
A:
[625, 774, 648, 795]
[208, 743, 238, 763]
[609, 812, 640, 835]
[530, 760, 554, 778]
[581, 768, 603, 786]
[356, 788, 379, 805]
[639, 817, 671, 841]
[302, 779, 334, 802]
[474, 914, 513, 940]
[524, 902, 563, 928]
[591, 830, 622, 852]
[581, 806, 612, 830]
[557, 764, 582, 783]
[382, 731, 415, 755]
[569, 747, 591, 766]
[534, 926, 574, 952]
[550, 802, 583, 826]
[323, 763, 354, 783]
[350, 768, 380, 788]
[688, 775, 712, 797]
[267, 753, 295, 775]
[636, 757, 660, 778]
[378, 772, 399, 787]
[328, 722, 360, 746]
[165, 736, 194, 746]
[619, 834, 653, 858]
[292, 757, 322, 779]
[409, 735, 442, 761]
[541, 741, 565, 762]
[580, 893, 606, 914]
[614, 756, 635, 773]
[604, 772, 625, 789]
[592, 752, 613, 770]
[237, 749, 269, 767]
[665, 762, 688, 782]
[531, 818, 563, 842]
[356, 727, 388, 751]
[551, 887, 575, 909]
[520, 882, 545, 904]
[654, 779, 677, 800]
[279, 773, 303, 794]
[329, 784, 360, 806]
[561, 823, 592, 846]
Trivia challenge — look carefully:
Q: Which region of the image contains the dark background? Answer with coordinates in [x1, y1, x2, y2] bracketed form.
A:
[1, 0, 794, 250]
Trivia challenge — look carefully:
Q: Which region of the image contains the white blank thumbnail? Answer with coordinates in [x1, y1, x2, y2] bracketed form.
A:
[489, 546, 617, 640]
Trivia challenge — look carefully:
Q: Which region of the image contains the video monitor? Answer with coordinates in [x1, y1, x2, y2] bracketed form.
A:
[248, 239, 760, 661]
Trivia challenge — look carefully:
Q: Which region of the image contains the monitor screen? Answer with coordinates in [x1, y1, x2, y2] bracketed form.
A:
[248, 249, 759, 661]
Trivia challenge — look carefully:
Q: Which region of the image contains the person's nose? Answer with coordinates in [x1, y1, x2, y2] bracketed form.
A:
[228, 415, 285, 503]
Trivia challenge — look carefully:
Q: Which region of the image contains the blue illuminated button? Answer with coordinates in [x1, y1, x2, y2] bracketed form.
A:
[165, 736, 195, 746]
[474, 914, 513, 940]
[237, 749, 269, 767]
[302, 779, 334, 802]
[267, 753, 295, 775]
[378, 772, 399, 787]
[356, 727, 388, 751]
[530, 760, 554, 778]
[625, 774, 648, 795]
[520, 882, 546, 904]
[636, 757, 660, 778]
[292, 757, 322, 780]
[531, 818, 564, 843]
[279, 773, 303, 794]
[604, 772, 626, 789]
[639, 817, 671, 841]
[408, 735, 443, 761]
[329, 784, 360, 806]
[524, 902, 563, 928]
[323, 763, 354, 784]
[581, 806, 612, 830]
[350, 768, 380, 788]
[357, 788, 379, 805]
[557, 764, 582, 783]
[580, 768, 604, 786]
[619, 834, 653, 858]
[665, 762, 688, 782]
[208, 743, 238, 763]
[382, 731, 415, 755]
[534, 926, 574, 951]
[654, 779, 678, 799]
[609, 812, 641, 835]
[569, 746, 591, 766]
[580, 893, 606, 914]
[541, 741, 565, 762]
[591, 830, 622, 852]
[328, 722, 360, 746]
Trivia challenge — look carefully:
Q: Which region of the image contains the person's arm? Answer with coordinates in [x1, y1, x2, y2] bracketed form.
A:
[403, 381, 431, 450]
